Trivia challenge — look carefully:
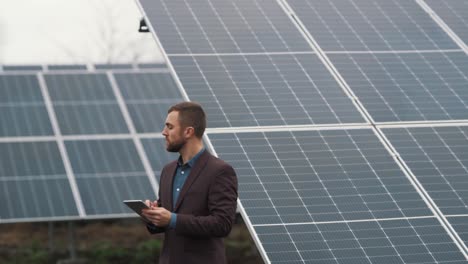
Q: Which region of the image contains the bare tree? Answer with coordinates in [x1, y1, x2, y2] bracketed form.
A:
[41, 0, 162, 64]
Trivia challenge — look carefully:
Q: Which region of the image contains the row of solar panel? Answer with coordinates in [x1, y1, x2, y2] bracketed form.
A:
[139, 0, 468, 125]
[137, 0, 468, 262]
[1, 0, 466, 262]
[2, 52, 467, 138]
[2, 126, 466, 225]
[2, 125, 467, 263]
[211, 126, 468, 263]
[142, 0, 467, 53]
[0, 63, 166, 72]
[0, 72, 181, 136]
[0, 137, 176, 221]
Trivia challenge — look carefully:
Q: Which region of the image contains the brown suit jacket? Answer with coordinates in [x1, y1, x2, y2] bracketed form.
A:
[147, 150, 238, 264]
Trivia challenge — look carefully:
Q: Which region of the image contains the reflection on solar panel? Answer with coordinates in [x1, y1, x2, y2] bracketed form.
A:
[424, 0, 468, 48]
[137, 0, 468, 262]
[0, 65, 180, 222]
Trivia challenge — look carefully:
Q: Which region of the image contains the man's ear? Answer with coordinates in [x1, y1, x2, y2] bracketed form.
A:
[184, 126, 195, 138]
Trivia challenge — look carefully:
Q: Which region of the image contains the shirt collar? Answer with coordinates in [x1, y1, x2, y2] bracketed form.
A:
[177, 148, 206, 167]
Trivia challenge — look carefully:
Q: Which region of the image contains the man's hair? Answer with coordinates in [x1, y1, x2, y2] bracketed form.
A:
[168, 101, 206, 138]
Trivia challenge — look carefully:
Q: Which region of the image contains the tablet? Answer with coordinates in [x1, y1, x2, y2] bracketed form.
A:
[123, 200, 151, 223]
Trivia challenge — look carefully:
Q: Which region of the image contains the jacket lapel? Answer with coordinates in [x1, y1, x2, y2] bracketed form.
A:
[163, 161, 178, 211]
[174, 151, 210, 212]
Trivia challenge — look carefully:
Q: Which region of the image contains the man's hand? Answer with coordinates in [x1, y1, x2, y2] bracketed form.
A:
[142, 205, 172, 227]
[144, 200, 158, 208]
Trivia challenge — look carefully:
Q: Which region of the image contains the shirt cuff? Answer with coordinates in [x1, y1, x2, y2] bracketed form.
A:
[169, 213, 177, 229]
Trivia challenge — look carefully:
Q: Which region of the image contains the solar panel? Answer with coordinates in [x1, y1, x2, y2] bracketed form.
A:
[209, 129, 466, 263]
[1, 0, 467, 263]
[383, 126, 468, 216]
[0, 141, 78, 220]
[0, 66, 179, 222]
[113, 72, 183, 133]
[44, 73, 129, 135]
[329, 52, 468, 122]
[256, 218, 466, 264]
[95, 64, 134, 70]
[424, 0, 468, 48]
[171, 54, 365, 127]
[3, 65, 43, 71]
[137, 63, 167, 69]
[47, 65, 87, 71]
[65, 139, 156, 216]
[141, 138, 178, 182]
[139, 0, 312, 54]
[448, 217, 468, 248]
[137, 0, 468, 262]
[0, 74, 54, 137]
[286, 0, 458, 51]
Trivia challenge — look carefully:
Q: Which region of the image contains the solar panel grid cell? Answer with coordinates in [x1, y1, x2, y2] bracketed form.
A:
[0, 75, 54, 137]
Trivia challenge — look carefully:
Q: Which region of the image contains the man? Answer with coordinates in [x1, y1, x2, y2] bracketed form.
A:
[142, 101, 238, 264]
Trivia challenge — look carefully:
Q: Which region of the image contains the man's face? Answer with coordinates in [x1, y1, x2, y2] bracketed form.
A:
[162, 111, 186, 152]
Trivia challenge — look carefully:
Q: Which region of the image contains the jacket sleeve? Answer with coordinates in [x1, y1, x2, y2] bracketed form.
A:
[175, 164, 238, 238]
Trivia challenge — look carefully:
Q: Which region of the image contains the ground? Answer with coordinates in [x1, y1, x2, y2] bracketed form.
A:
[0, 216, 262, 264]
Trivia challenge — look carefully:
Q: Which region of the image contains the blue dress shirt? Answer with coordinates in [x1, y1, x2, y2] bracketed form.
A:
[169, 148, 205, 229]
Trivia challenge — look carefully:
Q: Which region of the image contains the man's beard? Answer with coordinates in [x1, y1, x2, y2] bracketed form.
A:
[166, 139, 186, 152]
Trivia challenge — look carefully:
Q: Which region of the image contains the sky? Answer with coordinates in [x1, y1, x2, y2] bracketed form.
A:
[0, 0, 163, 65]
